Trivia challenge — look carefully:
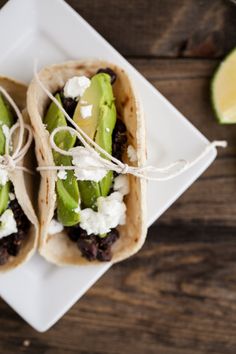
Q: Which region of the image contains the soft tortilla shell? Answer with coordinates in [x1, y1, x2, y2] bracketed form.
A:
[27, 60, 147, 265]
[0, 77, 38, 272]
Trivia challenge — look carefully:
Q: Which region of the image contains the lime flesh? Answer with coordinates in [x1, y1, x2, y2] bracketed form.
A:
[212, 48, 236, 124]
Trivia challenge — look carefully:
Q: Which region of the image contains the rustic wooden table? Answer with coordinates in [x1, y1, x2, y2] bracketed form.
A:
[1, 0, 236, 353]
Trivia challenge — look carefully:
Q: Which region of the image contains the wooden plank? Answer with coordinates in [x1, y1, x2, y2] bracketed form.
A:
[0, 0, 235, 58]
[1, 232, 236, 354]
[66, 0, 236, 58]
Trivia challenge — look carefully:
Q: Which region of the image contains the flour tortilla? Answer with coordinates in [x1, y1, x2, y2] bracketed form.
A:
[27, 60, 147, 265]
[0, 77, 38, 272]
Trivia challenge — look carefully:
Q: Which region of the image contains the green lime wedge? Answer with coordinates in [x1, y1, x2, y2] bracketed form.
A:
[212, 48, 236, 124]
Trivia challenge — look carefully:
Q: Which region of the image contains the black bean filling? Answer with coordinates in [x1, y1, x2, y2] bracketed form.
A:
[96, 68, 117, 85]
[58, 68, 126, 261]
[67, 225, 119, 262]
[60, 92, 78, 122]
[67, 118, 127, 261]
[0, 199, 30, 266]
[112, 119, 128, 162]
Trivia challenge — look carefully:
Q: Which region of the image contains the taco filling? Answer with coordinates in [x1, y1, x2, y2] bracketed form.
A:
[43, 68, 130, 261]
[0, 93, 31, 265]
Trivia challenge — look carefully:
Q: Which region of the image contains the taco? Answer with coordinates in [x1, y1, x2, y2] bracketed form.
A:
[27, 60, 147, 264]
[0, 77, 38, 272]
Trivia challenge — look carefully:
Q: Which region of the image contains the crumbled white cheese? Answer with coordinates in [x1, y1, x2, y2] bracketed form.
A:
[97, 192, 126, 226]
[9, 192, 15, 201]
[48, 219, 64, 235]
[64, 76, 91, 99]
[79, 209, 105, 235]
[0, 209, 17, 239]
[80, 99, 88, 104]
[127, 145, 138, 162]
[0, 168, 8, 186]
[70, 146, 107, 182]
[80, 192, 126, 235]
[113, 175, 129, 196]
[80, 105, 93, 119]
[73, 205, 81, 213]
[105, 127, 110, 133]
[57, 170, 67, 180]
[2, 125, 10, 140]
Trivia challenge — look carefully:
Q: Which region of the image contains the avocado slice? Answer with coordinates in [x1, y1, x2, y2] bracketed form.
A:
[56, 174, 80, 226]
[0, 94, 15, 216]
[0, 181, 10, 215]
[73, 73, 113, 139]
[44, 93, 80, 226]
[78, 180, 101, 209]
[73, 73, 116, 208]
[0, 94, 14, 155]
[44, 93, 76, 154]
[95, 102, 116, 196]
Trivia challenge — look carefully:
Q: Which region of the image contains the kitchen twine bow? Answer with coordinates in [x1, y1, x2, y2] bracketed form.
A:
[0, 87, 33, 174]
[34, 69, 227, 181]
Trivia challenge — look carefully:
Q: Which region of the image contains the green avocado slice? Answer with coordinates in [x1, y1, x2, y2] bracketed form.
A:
[78, 180, 101, 210]
[73, 73, 116, 209]
[0, 181, 10, 215]
[95, 102, 116, 196]
[44, 93, 80, 226]
[56, 171, 80, 226]
[0, 94, 14, 155]
[0, 94, 15, 216]
[73, 73, 113, 140]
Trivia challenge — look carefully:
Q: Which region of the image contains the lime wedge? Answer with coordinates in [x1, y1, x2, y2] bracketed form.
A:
[212, 48, 236, 124]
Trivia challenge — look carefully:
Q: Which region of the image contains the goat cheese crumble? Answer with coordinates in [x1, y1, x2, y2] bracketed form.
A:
[0, 168, 8, 186]
[57, 170, 67, 180]
[48, 219, 64, 235]
[127, 145, 138, 162]
[73, 205, 81, 213]
[64, 76, 91, 99]
[80, 105, 93, 119]
[80, 191, 126, 235]
[113, 175, 129, 196]
[9, 192, 15, 201]
[0, 209, 17, 239]
[71, 146, 107, 182]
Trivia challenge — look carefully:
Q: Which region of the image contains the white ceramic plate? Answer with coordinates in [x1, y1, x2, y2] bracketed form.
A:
[0, 0, 216, 332]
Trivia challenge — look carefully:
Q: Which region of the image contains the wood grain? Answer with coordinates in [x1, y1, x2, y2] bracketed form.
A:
[0, 0, 236, 353]
[66, 0, 236, 58]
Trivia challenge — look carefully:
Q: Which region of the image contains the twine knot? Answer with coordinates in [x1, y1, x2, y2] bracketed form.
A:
[120, 164, 129, 174]
[0, 155, 16, 171]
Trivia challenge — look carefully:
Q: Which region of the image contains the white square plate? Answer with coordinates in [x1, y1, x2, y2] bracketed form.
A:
[0, 0, 216, 332]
